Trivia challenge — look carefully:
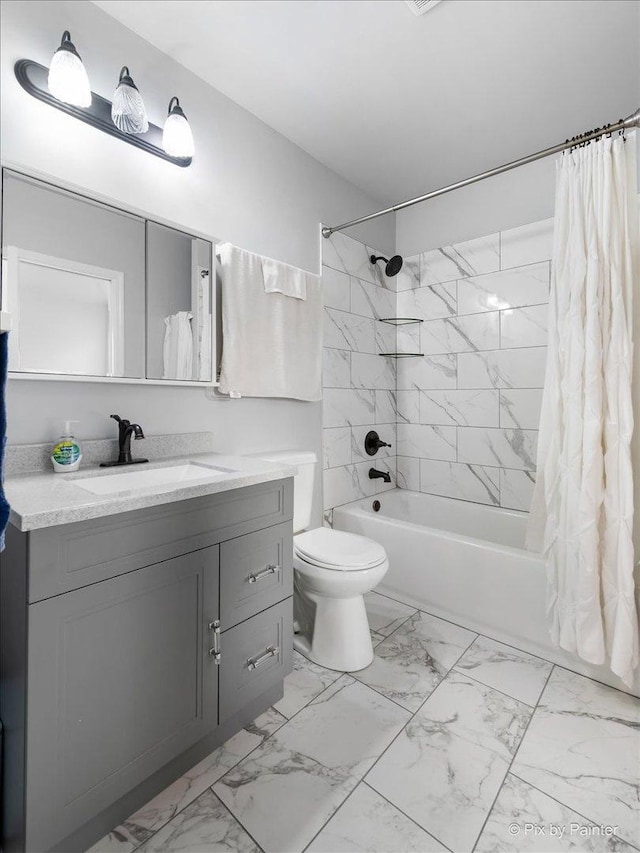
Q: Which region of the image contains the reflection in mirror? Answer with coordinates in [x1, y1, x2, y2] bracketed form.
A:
[1, 170, 146, 378]
[146, 222, 213, 382]
[4, 248, 125, 376]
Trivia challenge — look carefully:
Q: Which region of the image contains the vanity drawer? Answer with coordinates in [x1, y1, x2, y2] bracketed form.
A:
[27, 478, 293, 602]
[219, 597, 292, 722]
[220, 521, 293, 629]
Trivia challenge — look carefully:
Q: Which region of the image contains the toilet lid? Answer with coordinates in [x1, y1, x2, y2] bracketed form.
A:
[294, 528, 386, 571]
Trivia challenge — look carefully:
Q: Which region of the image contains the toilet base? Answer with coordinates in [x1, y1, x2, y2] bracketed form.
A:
[294, 593, 374, 673]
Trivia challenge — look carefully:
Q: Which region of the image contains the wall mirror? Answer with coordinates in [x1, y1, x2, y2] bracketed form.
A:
[146, 222, 213, 382]
[1, 170, 216, 384]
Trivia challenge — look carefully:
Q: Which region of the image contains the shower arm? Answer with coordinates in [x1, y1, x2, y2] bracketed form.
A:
[321, 108, 640, 239]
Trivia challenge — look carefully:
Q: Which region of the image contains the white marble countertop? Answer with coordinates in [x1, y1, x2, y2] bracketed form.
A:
[5, 452, 296, 532]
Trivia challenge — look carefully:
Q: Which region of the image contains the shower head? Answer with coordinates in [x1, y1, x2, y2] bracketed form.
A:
[370, 254, 403, 277]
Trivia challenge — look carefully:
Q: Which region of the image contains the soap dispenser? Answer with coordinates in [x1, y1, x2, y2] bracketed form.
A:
[51, 421, 83, 472]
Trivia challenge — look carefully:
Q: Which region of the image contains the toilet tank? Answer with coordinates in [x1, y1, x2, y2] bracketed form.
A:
[253, 451, 317, 533]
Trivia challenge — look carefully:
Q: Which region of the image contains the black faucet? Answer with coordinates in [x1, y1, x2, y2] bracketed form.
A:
[100, 414, 149, 467]
[369, 468, 391, 483]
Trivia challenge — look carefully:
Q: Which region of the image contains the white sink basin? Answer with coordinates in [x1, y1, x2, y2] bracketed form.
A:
[74, 463, 237, 496]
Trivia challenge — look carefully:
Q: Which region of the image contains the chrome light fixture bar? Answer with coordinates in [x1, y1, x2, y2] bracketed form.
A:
[15, 59, 192, 168]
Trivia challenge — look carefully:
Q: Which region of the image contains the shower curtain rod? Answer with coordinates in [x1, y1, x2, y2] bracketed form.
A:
[321, 108, 640, 238]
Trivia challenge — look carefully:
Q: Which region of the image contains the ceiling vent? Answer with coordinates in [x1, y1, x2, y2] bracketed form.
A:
[403, 0, 442, 15]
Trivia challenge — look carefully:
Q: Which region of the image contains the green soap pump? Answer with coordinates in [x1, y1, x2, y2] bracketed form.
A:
[51, 421, 83, 472]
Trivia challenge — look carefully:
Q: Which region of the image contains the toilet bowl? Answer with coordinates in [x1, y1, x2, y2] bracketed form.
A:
[293, 527, 388, 671]
[253, 451, 389, 672]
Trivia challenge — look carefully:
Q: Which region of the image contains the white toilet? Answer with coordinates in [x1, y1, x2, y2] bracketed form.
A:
[257, 451, 389, 672]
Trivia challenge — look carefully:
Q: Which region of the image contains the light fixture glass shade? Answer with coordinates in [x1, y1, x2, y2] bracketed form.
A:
[111, 66, 149, 134]
[47, 31, 91, 108]
[162, 97, 194, 158]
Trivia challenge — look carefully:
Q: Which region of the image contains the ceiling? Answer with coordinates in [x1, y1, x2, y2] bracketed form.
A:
[92, 0, 639, 205]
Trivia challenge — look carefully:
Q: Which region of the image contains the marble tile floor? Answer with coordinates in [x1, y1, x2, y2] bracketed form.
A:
[89, 592, 640, 853]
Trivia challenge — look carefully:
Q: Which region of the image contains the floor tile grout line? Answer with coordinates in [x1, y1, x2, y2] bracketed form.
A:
[360, 780, 455, 853]
[470, 664, 556, 853]
[506, 773, 640, 853]
[450, 665, 541, 708]
[360, 629, 479, 830]
[299, 778, 363, 853]
[209, 788, 267, 853]
[110, 710, 292, 853]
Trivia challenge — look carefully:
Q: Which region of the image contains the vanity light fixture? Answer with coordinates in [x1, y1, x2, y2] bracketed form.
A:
[47, 30, 92, 108]
[111, 66, 149, 134]
[163, 97, 195, 159]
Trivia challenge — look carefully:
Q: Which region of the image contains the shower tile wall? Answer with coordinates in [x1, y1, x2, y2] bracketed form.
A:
[395, 219, 553, 511]
[322, 231, 397, 512]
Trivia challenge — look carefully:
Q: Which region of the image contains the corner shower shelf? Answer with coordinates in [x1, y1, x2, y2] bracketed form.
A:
[378, 317, 423, 326]
[378, 352, 424, 358]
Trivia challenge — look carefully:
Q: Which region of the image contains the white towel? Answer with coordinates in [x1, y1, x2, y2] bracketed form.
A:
[163, 311, 193, 380]
[262, 256, 309, 300]
[217, 243, 322, 400]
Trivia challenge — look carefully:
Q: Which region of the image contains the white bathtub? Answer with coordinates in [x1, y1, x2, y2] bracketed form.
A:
[333, 489, 638, 696]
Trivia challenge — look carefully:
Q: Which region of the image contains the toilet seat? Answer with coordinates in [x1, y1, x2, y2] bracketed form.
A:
[294, 527, 386, 572]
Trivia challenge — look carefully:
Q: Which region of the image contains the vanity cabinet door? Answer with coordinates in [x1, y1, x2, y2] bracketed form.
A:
[23, 546, 219, 853]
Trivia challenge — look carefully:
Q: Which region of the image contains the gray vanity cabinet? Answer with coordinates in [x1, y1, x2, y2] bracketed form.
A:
[0, 478, 294, 853]
[25, 547, 220, 852]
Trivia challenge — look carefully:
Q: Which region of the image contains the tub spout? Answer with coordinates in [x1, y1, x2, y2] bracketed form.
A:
[369, 468, 391, 483]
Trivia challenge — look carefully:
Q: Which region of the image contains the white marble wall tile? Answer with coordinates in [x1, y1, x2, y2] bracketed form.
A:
[394, 254, 421, 291]
[458, 347, 547, 389]
[137, 789, 259, 853]
[420, 233, 500, 286]
[323, 388, 375, 428]
[325, 308, 375, 352]
[397, 354, 457, 391]
[274, 651, 342, 719]
[420, 459, 500, 506]
[458, 427, 538, 470]
[323, 460, 384, 510]
[501, 304, 548, 349]
[422, 312, 500, 355]
[375, 320, 397, 354]
[476, 773, 637, 853]
[307, 782, 447, 853]
[419, 389, 499, 427]
[323, 427, 352, 469]
[396, 456, 420, 490]
[500, 468, 536, 511]
[396, 324, 421, 356]
[355, 612, 476, 711]
[366, 671, 531, 852]
[351, 424, 396, 463]
[500, 389, 543, 430]
[322, 266, 351, 312]
[512, 668, 640, 848]
[323, 347, 351, 389]
[454, 636, 552, 706]
[397, 283, 457, 320]
[500, 218, 554, 270]
[351, 278, 396, 320]
[397, 423, 456, 461]
[396, 390, 420, 424]
[323, 230, 381, 285]
[458, 262, 550, 315]
[374, 390, 397, 424]
[214, 676, 411, 853]
[351, 351, 395, 390]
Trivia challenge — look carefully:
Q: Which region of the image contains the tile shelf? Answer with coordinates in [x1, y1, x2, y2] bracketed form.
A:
[378, 352, 424, 358]
[378, 317, 424, 326]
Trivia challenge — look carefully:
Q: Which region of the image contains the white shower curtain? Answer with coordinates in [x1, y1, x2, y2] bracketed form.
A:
[527, 132, 639, 687]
